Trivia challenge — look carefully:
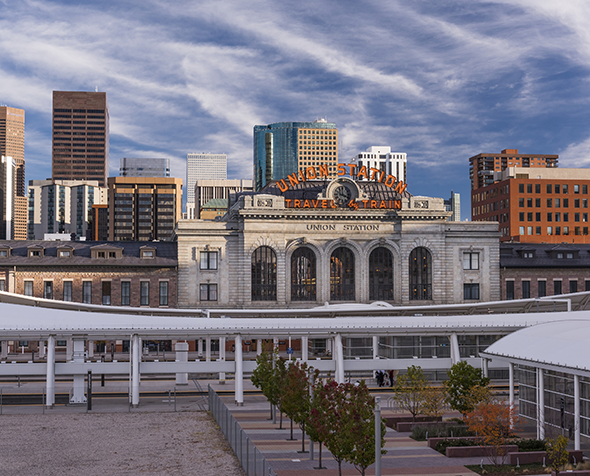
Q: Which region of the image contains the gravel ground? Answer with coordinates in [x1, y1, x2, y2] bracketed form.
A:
[0, 411, 246, 476]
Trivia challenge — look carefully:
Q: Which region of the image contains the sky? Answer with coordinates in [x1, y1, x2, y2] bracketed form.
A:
[2, 0, 590, 219]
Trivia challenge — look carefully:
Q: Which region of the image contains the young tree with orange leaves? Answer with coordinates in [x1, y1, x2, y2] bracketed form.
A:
[465, 400, 520, 466]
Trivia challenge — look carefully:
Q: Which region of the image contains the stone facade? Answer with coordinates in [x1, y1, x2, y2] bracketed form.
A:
[176, 178, 501, 308]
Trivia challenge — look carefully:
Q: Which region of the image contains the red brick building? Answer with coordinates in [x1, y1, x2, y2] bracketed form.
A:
[0, 240, 177, 308]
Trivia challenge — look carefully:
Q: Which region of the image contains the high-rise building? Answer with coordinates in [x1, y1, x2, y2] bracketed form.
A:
[0, 106, 26, 240]
[348, 146, 406, 183]
[444, 191, 461, 222]
[89, 204, 109, 241]
[52, 91, 109, 187]
[27, 180, 107, 240]
[253, 119, 338, 191]
[193, 179, 253, 219]
[0, 156, 15, 240]
[186, 153, 227, 219]
[119, 158, 171, 177]
[469, 148, 558, 191]
[108, 177, 183, 241]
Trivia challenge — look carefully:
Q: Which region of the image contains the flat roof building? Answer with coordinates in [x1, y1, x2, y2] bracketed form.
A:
[119, 158, 170, 177]
[348, 146, 407, 184]
[52, 91, 109, 187]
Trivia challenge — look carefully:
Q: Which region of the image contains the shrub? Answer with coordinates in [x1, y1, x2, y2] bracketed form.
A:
[512, 438, 546, 452]
[411, 424, 474, 441]
[434, 438, 480, 454]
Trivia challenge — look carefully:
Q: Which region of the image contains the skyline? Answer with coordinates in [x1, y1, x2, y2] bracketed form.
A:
[2, 1, 590, 218]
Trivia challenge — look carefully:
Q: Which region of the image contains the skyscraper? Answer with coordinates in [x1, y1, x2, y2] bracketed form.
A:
[253, 119, 338, 191]
[186, 153, 227, 219]
[348, 146, 407, 184]
[52, 91, 109, 187]
[119, 158, 171, 177]
[0, 106, 26, 240]
[0, 156, 15, 240]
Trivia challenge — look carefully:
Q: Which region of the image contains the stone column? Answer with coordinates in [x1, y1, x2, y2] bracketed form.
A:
[131, 334, 140, 407]
[537, 368, 545, 440]
[334, 334, 344, 384]
[219, 337, 226, 383]
[574, 374, 580, 451]
[175, 341, 189, 385]
[88, 340, 94, 358]
[301, 336, 308, 362]
[205, 337, 211, 362]
[46, 336, 56, 407]
[70, 338, 86, 404]
[235, 334, 243, 406]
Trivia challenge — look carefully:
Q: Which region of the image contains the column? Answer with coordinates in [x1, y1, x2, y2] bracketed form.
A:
[538, 368, 545, 440]
[88, 340, 94, 358]
[38, 340, 45, 359]
[449, 333, 460, 365]
[66, 338, 73, 361]
[70, 338, 86, 403]
[175, 341, 189, 385]
[334, 334, 344, 384]
[257, 339, 263, 356]
[574, 375, 580, 450]
[198, 338, 203, 358]
[235, 334, 243, 406]
[482, 358, 489, 378]
[1, 341, 8, 359]
[288, 336, 292, 361]
[508, 362, 514, 409]
[131, 334, 140, 407]
[46, 336, 55, 407]
[301, 336, 308, 362]
[205, 337, 211, 362]
[219, 337, 226, 383]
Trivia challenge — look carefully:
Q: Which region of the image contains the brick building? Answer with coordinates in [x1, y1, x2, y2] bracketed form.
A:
[500, 242, 590, 300]
[0, 240, 177, 308]
[472, 166, 590, 243]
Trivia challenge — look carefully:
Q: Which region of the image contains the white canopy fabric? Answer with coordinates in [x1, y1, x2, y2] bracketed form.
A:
[481, 319, 590, 373]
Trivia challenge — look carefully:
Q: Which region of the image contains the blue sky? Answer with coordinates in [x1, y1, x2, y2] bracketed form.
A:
[2, 0, 590, 218]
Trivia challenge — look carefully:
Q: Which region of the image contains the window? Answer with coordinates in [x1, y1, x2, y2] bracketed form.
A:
[547, 198, 552, 208]
[586, 280, 590, 292]
[291, 247, 317, 301]
[43, 282, 53, 300]
[522, 280, 530, 299]
[140, 281, 150, 306]
[0, 250, 7, 257]
[555, 184, 561, 194]
[159, 281, 169, 306]
[575, 185, 580, 194]
[518, 198, 524, 207]
[463, 252, 479, 270]
[535, 198, 541, 207]
[555, 198, 561, 208]
[535, 184, 541, 193]
[536, 227, 541, 235]
[369, 247, 393, 301]
[331, 247, 355, 301]
[547, 226, 553, 235]
[252, 246, 277, 301]
[518, 184, 524, 193]
[24, 281, 33, 296]
[102, 281, 111, 305]
[555, 213, 561, 222]
[538, 280, 546, 298]
[59, 250, 71, 257]
[585, 199, 589, 208]
[463, 283, 480, 300]
[527, 198, 532, 208]
[563, 184, 568, 194]
[523, 252, 534, 258]
[121, 281, 130, 306]
[519, 226, 525, 235]
[527, 212, 533, 221]
[142, 250, 154, 258]
[200, 251, 218, 270]
[554, 280, 562, 295]
[584, 185, 588, 194]
[547, 184, 552, 193]
[526, 184, 532, 193]
[200, 283, 218, 301]
[83, 281, 92, 304]
[564, 198, 569, 208]
[0, 280, 4, 291]
[548, 212, 553, 221]
[63, 281, 72, 302]
[409, 247, 432, 300]
[519, 212, 524, 221]
[506, 280, 514, 300]
[570, 280, 578, 293]
[535, 212, 541, 221]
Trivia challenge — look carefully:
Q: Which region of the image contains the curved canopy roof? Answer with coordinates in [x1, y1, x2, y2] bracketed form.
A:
[481, 319, 590, 375]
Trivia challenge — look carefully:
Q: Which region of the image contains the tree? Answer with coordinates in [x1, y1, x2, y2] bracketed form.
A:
[422, 386, 447, 420]
[251, 347, 286, 423]
[345, 382, 387, 476]
[393, 365, 428, 421]
[465, 400, 519, 466]
[307, 379, 334, 470]
[546, 435, 569, 474]
[444, 361, 490, 416]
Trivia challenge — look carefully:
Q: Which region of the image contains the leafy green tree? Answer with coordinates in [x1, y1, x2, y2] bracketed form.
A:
[444, 361, 490, 416]
[546, 435, 569, 474]
[251, 347, 286, 422]
[393, 365, 428, 421]
[307, 379, 333, 470]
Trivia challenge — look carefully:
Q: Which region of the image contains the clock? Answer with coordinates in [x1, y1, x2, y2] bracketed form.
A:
[333, 185, 352, 206]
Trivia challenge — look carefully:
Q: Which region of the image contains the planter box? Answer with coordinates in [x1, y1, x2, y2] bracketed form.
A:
[397, 420, 457, 432]
[427, 436, 482, 450]
[385, 415, 441, 431]
[446, 444, 518, 458]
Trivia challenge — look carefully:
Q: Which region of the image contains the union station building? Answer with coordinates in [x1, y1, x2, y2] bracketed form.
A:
[176, 174, 500, 308]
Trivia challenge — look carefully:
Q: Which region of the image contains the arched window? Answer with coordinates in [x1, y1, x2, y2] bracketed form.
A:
[369, 247, 393, 301]
[330, 247, 355, 301]
[252, 246, 277, 301]
[409, 247, 432, 300]
[291, 247, 316, 301]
